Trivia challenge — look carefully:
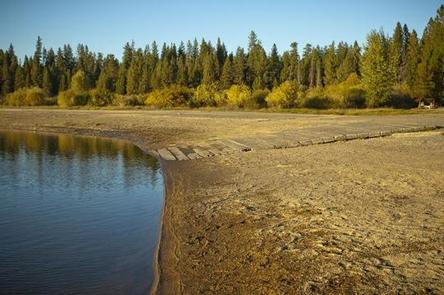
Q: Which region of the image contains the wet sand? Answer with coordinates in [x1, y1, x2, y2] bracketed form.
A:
[1, 108, 443, 294]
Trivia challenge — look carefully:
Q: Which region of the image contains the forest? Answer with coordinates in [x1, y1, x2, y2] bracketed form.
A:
[0, 5, 443, 109]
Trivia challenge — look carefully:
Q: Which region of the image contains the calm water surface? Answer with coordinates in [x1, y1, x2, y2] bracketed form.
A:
[0, 131, 163, 294]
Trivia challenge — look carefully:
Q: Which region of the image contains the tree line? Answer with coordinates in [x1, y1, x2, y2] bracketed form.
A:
[1, 5, 443, 108]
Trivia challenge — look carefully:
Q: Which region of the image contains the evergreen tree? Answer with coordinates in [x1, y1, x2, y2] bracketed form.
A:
[116, 64, 127, 94]
[202, 50, 217, 85]
[186, 39, 200, 87]
[390, 22, 404, 83]
[288, 42, 299, 82]
[335, 42, 348, 71]
[220, 56, 234, 89]
[1, 45, 16, 96]
[298, 44, 313, 88]
[1, 56, 11, 96]
[215, 37, 227, 77]
[337, 43, 360, 81]
[400, 24, 410, 82]
[23, 56, 32, 88]
[323, 43, 336, 85]
[42, 68, 53, 96]
[31, 36, 43, 87]
[233, 47, 247, 85]
[361, 30, 393, 106]
[264, 44, 282, 89]
[406, 30, 420, 88]
[97, 54, 119, 93]
[308, 50, 317, 88]
[14, 65, 25, 90]
[116, 42, 135, 94]
[176, 42, 188, 86]
[71, 70, 88, 92]
[414, 6, 444, 104]
[247, 31, 267, 88]
[127, 49, 143, 94]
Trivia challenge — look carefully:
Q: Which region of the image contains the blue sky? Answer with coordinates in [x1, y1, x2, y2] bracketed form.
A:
[0, 0, 442, 59]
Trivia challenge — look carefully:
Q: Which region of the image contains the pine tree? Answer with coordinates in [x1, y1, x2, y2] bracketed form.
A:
[264, 44, 282, 89]
[116, 64, 127, 94]
[186, 39, 200, 87]
[323, 43, 336, 86]
[361, 30, 393, 106]
[1, 57, 11, 96]
[127, 49, 143, 94]
[176, 42, 188, 86]
[316, 58, 323, 88]
[1, 45, 16, 96]
[390, 22, 404, 83]
[308, 51, 317, 88]
[247, 31, 267, 88]
[71, 70, 88, 92]
[14, 65, 25, 90]
[116, 42, 135, 94]
[337, 43, 360, 82]
[202, 51, 217, 85]
[335, 42, 348, 71]
[42, 68, 53, 96]
[400, 24, 410, 82]
[220, 57, 234, 89]
[233, 47, 246, 85]
[406, 30, 419, 88]
[288, 42, 299, 82]
[215, 38, 227, 77]
[31, 36, 43, 87]
[97, 54, 119, 93]
[414, 6, 444, 104]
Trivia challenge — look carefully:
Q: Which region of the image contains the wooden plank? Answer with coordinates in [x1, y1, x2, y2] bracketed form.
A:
[225, 139, 252, 151]
[187, 153, 200, 160]
[148, 149, 160, 158]
[168, 146, 189, 161]
[219, 140, 242, 151]
[157, 148, 177, 161]
[193, 147, 213, 158]
[213, 141, 235, 153]
[198, 142, 223, 156]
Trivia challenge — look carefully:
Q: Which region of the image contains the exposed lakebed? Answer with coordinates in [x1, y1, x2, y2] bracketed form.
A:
[0, 131, 163, 294]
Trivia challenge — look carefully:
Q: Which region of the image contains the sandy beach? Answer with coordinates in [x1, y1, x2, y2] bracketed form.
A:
[1, 108, 443, 294]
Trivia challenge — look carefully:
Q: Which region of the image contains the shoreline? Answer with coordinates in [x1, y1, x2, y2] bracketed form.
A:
[1, 108, 443, 293]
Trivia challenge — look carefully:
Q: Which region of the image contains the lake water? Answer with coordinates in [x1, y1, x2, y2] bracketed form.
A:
[0, 131, 164, 294]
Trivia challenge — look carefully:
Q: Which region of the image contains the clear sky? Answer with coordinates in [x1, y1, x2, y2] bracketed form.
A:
[1, 0, 442, 59]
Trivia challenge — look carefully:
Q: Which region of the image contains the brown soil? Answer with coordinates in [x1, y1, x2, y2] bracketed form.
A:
[1, 108, 443, 294]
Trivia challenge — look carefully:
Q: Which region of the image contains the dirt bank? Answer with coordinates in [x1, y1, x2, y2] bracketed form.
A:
[1, 108, 443, 294]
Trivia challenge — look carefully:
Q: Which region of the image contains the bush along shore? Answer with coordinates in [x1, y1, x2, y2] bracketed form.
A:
[1, 6, 443, 109]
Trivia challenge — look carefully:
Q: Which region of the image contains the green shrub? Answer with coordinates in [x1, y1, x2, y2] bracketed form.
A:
[113, 94, 145, 106]
[5, 87, 47, 106]
[71, 70, 89, 92]
[89, 89, 114, 106]
[389, 84, 417, 109]
[323, 74, 366, 108]
[303, 96, 332, 109]
[266, 81, 299, 108]
[191, 83, 226, 107]
[145, 85, 193, 108]
[301, 88, 332, 109]
[57, 89, 90, 107]
[250, 89, 270, 108]
[226, 84, 252, 107]
[5, 88, 27, 106]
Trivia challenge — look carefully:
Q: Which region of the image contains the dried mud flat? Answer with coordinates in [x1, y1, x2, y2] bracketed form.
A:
[161, 132, 444, 294]
[1, 109, 443, 294]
